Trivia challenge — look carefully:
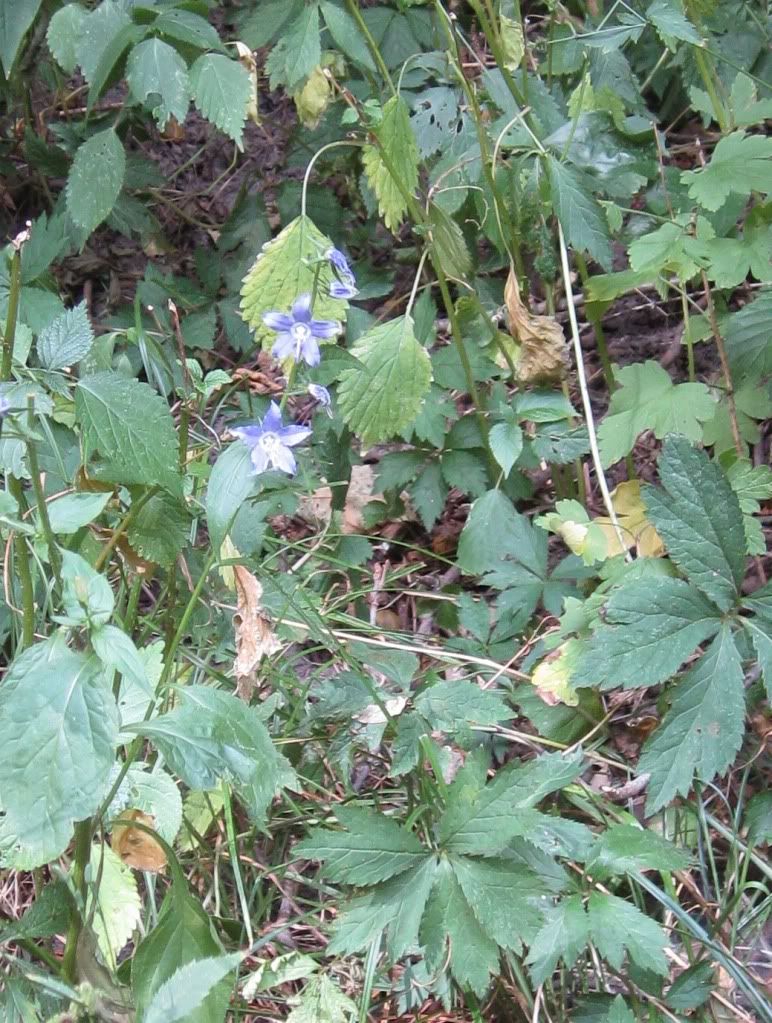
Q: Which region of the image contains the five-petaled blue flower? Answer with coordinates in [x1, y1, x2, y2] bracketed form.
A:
[231, 401, 312, 476]
[307, 383, 333, 417]
[262, 293, 339, 367]
[326, 247, 358, 300]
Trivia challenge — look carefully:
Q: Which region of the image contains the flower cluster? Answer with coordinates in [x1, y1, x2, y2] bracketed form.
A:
[233, 248, 357, 476]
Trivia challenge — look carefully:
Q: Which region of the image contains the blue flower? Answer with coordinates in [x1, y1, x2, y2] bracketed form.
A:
[307, 383, 333, 417]
[231, 401, 312, 476]
[262, 294, 340, 367]
[0, 395, 9, 418]
[326, 247, 359, 300]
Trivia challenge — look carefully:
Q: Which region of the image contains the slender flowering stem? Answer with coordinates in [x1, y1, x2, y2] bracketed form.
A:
[302, 140, 364, 219]
[405, 249, 431, 320]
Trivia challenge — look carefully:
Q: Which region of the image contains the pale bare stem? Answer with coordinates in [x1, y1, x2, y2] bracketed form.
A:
[405, 248, 431, 319]
[557, 223, 631, 559]
[301, 139, 363, 218]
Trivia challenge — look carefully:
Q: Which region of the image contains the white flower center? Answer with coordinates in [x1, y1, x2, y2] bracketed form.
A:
[291, 322, 311, 346]
[258, 431, 282, 454]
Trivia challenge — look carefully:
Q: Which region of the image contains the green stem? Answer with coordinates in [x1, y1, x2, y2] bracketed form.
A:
[94, 487, 158, 573]
[26, 396, 62, 592]
[574, 253, 615, 394]
[1, 247, 21, 379]
[344, 0, 396, 96]
[62, 819, 93, 983]
[693, 45, 728, 132]
[8, 476, 35, 647]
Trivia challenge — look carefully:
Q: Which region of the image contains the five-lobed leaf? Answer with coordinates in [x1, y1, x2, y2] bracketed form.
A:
[338, 315, 431, 446]
[682, 131, 772, 212]
[597, 362, 715, 466]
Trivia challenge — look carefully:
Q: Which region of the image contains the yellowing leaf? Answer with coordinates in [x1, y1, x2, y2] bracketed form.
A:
[112, 809, 167, 872]
[531, 643, 580, 707]
[85, 842, 141, 969]
[505, 268, 567, 385]
[233, 564, 281, 701]
[362, 96, 419, 232]
[594, 481, 665, 558]
[293, 65, 332, 129]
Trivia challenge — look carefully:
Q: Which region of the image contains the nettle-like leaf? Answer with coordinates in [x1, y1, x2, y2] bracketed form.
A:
[127, 490, 191, 567]
[681, 131, 772, 212]
[240, 215, 347, 348]
[597, 362, 715, 466]
[546, 156, 613, 270]
[76, 372, 182, 494]
[265, 1, 320, 90]
[338, 316, 431, 447]
[0, 635, 118, 869]
[362, 96, 420, 232]
[638, 626, 745, 813]
[127, 38, 191, 129]
[85, 842, 141, 969]
[643, 435, 746, 611]
[144, 953, 243, 1023]
[286, 972, 357, 1023]
[46, 3, 87, 74]
[190, 53, 252, 148]
[301, 750, 587, 996]
[65, 128, 126, 236]
[128, 686, 296, 823]
[37, 300, 94, 369]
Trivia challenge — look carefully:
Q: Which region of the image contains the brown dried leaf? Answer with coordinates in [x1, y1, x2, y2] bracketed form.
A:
[112, 810, 166, 872]
[233, 564, 281, 701]
[505, 267, 568, 385]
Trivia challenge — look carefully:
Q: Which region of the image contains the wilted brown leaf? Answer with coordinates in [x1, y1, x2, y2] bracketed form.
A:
[505, 267, 568, 385]
[233, 564, 281, 701]
[112, 810, 166, 872]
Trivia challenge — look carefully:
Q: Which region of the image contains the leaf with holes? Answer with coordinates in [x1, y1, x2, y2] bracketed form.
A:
[127, 38, 190, 129]
[190, 53, 252, 148]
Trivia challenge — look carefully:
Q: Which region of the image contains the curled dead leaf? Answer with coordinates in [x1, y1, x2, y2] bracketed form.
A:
[594, 480, 664, 558]
[531, 641, 580, 707]
[505, 267, 568, 385]
[233, 563, 281, 701]
[112, 809, 166, 872]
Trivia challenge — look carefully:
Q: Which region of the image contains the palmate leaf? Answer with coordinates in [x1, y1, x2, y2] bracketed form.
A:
[190, 54, 252, 148]
[682, 131, 772, 212]
[65, 128, 125, 235]
[597, 362, 715, 466]
[456, 488, 529, 576]
[129, 686, 296, 823]
[240, 215, 347, 348]
[587, 892, 669, 975]
[526, 894, 589, 985]
[638, 626, 746, 813]
[76, 372, 182, 494]
[362, 95, 419, 231]
[643, 436, 746, 611]
[0, 636, 118, 869]
[586, 823, 689, 876]
[127, 38, 190, 129]
[571, 576, 721, 690]
[338, 315, 431, 446]
[296, 805, 427, 885]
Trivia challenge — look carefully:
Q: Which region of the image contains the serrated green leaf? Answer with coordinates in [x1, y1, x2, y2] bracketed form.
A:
[362, 96, 419, 231]
[647, 0, 701, 48]
[408, 461, 447, 529]
[546, 156, 613, 270]
[65, 129, 125, 235]
[144, 953, 242, 1023]
[586, 823, 689, 875]
[725, 459, 771, 555]
[328, 857, 435, 960]
[286, 972, 356, 1023]
[724, 290, 772, 383]
[37, 300, 94, 369]
[0, 882, 70, 944]
[643, 436, 745, 610]
[414, 680, 510, 732]
[153, 10, 222, 52]
[85, 842, 141, 969]
[266, 1, 320, 90]
[0, 636, 117, 869]
[439, 750, 584, 855]
[744, 791, 772, 845]
[743, 617, 772, 701]
[46, 3, 87, 73]
[597, 362, 715, 466]
[451, 856, 550, 952]
[666, 960, 715, 1011]
[0, 0, 42, 76]
[127, 38, 190, 130]
[128, 490, 191, 566]
[190, 53, 251, 148]
[456, 489, 526, 575]
[114, 765, 183, 844]
[588, 891, 669, 974]
[76, 372, 182, 494]
[338, 316, 431, 446]
[489, 420, 523, 478]
[240, 215, 346, 348]
[606, 995, 636, 1023]
[74, 0, 130, 83]
[297, 805, 426, 885]
[682, 132, 772, 212]
[129, 686, 295, 823]
[572, 576, 721, 690]
[320, 1, 374, 71]
[428, 203, 471, 279]
[638, 627, 745, 813]
[526, 894, 589, 985]
[440, 449, 488, 498]
[92, 624, 148, 694]
[132, 877, 227, 1023]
